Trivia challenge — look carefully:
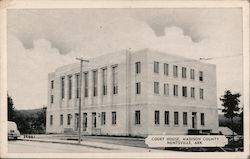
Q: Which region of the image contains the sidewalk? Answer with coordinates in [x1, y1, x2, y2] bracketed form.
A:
[19, 136, 169, 152]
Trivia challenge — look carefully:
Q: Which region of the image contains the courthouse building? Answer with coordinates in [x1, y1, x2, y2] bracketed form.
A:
[46, 49, 219, 136]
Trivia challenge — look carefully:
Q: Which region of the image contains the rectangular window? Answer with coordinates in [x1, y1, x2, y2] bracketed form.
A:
[61, 77, 65, 99]
[200, 88, 204, 99]
[112, 112, 117, 125]
[112, 65, 118, 94]
[154, 82, 159, 94]
[154, 110, 160, 125]
[154, 61, 159, 73]
[174, 112, 179, 125]
[182, 67, 187, 78]
[50, 95, 53, 104]
[201, 113, 205, 126]
[101, 112, 106, 125]
[102, 68, 107, 96]
[135, 62, 141, 74]
[67, 114, 71, 125]
[164, 83, 169, 95]
[190, 69, 195, 80]
[83, 113, 87, 128]
[68, 75, 72, 99]
[51, 80, 54, 89]
[199, 71, 203, 81]
[93, 70, 98, 96]
[60, 114, 63, 125]
[173, 65, 178, 77]
[76, 74, 80, 98]
[164, 111, 169, 125]
[191, 87, 195, 98]
[182, 86, 187, 97]
[136, 82, 141, 94]
[164, 63, 169, 75]
[135, 110, 141, 125]
[173, 84, 178, 96]
[84, 72, 88, 97]
[183, 112, 187, 125]
[50, 115, 53, 125]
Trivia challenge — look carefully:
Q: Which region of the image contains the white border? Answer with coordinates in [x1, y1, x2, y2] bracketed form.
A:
[0, 0, 249, 158]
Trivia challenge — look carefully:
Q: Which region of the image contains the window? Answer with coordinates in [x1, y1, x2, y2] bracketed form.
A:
[173, 65, 178, 77]
[101, 112, 106, 125]
[112, 65, 118, 94]
[136, 82, 141, 94]
[50, 95, 53, 104]
[182, 67, 187, 78]
[135, 110, 141, 125]
[164, 111, 169, 125]
[182, 86, 187, 97]
[191, 87, 195, 98]
[199, 88, 204, 99]
[173, 84, 178, 96]
[154, 111, 160, 125]
[84, 72, 88, 97]
[61, 77, 65, 99]
[60, 114, 63, 125]
[164, 63, 169, 75]
[112, 112, 117, 125]
[154, 82, 159, 94]
[93, 70, 98, 96]
[135, 62, 141, 74]
[154, 61, 159, 73]
[199, 71, 203, 81]
[68, 75, 72, 99]
[174, 112, 179, 125]
[102, 68, 107, 96]
[83, 113, 87, 128]
[76, 74, 80, 98]
[164, 83, 169, 95]
[183, 112, 187, 125]
[67, 114, 71, 125]
[50, 115, 53, 125]
[201, 113, 205, 126]
[51, 80, 54, 89]
[190, 69, 195, 80]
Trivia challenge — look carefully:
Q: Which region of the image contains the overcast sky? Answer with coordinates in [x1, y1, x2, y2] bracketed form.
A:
[7, 8, 243, 110]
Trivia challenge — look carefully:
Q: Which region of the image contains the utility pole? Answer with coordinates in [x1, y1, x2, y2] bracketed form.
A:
[76, 57, 89, 144]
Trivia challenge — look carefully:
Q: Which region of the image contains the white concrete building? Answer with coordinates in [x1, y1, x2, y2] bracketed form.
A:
[46, 49, 219, 137]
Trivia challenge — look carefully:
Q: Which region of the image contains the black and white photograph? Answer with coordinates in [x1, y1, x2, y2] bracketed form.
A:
[0, 0, 249, 158]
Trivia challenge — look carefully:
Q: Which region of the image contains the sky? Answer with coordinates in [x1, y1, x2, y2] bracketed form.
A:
[7, 8, 243, 110]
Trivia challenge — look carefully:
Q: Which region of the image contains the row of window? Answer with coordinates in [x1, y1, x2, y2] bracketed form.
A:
[135, 61, 204, 81]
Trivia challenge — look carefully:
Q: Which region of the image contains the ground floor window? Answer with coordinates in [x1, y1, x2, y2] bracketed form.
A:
[50, 115, 53, 125]
[183, 112, 187, 125]
[154, 110, 160, 125]
[112, 111, 116, 125]
[60, 114, 63, 125]
[135, 110, 141, 125]
[101, 112, 106, 125]
[201, 113, 205, 126]
[67, 114, 71, 125]
[164, 111, 169, 125]
[174, 112, 179, 125]
[83, 113, 87, 129]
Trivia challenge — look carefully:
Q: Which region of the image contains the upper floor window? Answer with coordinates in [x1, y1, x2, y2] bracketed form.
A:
[199, 88, 204, 99]
[84, 72, 89, 97]
[76, 74, 80, 98]
[102, 68, 107, 96]
[154, 61, 159, 73]
[191, 87, 195, 98]
[135, 110, 141, 125]
[199, 71, 203, 81]
[201, 113, 205, 126]
[164, 83, 169, 96]
[136, 82, 141, 95]
[112, 111, 117, 125]
[182, 86, 187, 97]
[135, 62, 141, 74]
[154, 82, 159, 94]
[154, 110, 160, 125]
[93, 70, 98, 96]
[173, 84, 178, 96]
[183, 112, 188, 125]
[68, 75, 72, 99]
[164, 63, 169, 76]
[182, 67, 187, 78]
[112, 65, 118, 94]
[174, 112, 179, 125]
[173, 65, 178, 77]
[190, 69, 195, 80]
[61, 77, 65, 99]
[50, 95, 53, 104]
[51, 80, 54, 89]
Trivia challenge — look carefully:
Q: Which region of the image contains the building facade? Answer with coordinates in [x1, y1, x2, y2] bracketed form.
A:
[46, 49, 219, 137]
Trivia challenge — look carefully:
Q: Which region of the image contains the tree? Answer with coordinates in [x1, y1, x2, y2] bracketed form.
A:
[220, 90, 241, 142]
[8, 94, 15, 121]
